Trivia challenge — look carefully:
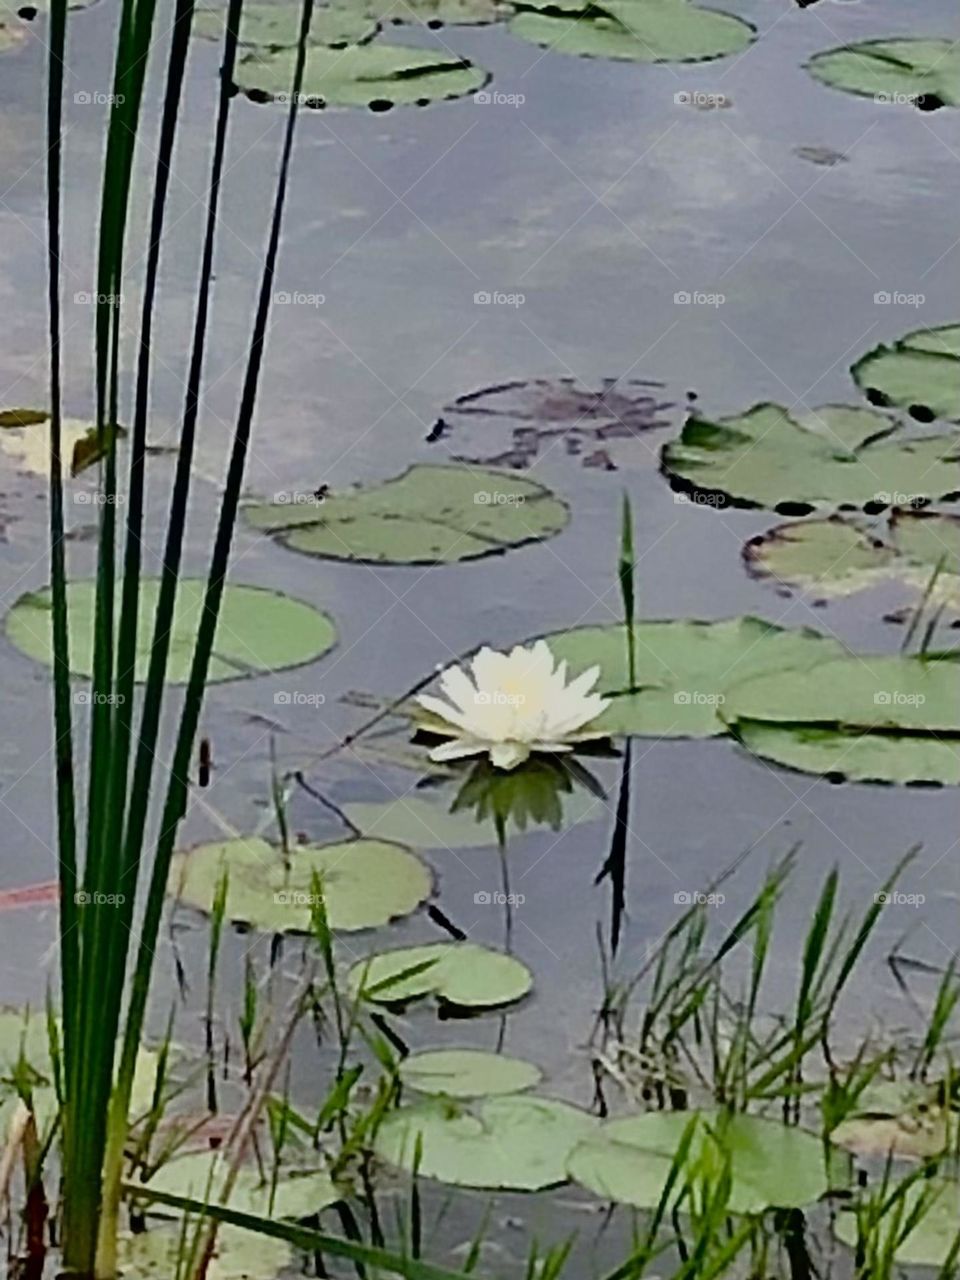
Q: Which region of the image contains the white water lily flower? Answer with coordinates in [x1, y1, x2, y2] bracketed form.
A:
[415, 640, 610, 771]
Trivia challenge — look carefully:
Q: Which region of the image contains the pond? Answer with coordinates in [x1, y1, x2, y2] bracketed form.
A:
[0, 0, 959, 1274]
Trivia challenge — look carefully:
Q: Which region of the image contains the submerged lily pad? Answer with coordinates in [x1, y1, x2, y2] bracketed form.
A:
[744, 511, 960, 612]
[334, 0, 508, 26]
[233, 42, 488, 108]
[376, 1095, 598, 1189]
[399, 1048, 542, 1097]
[192, 2, 377, 48]
[663, 403, 960, 512]
[169, 835, 432, 933]
[118, 1227, 290, 1280]
[349, 942, 533, 1008]
[569, 1110, 838, 1213]
[835, 1180, 960, 1267]
[5, 579, 336, 683]
[534, 617, 846, 738]
[808, 39, 960, 111]
[830, 1080, 949, 1161]
[508, 0, 754, 64]
[245, 465, 568, 564]
[135, 1149, 341, 1217]
[852, 324, 960, 423]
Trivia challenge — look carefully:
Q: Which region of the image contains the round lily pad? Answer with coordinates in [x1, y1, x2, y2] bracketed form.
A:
[509, 0, 754, 65]
[169, 836, 432, 933]
[349, 942, 533, 1009]
[744, 511, 960, 613]
[192, 2, 377, 48]
[835, 1180, 960, 1267]
[334, 0, 508, 26]
[4, 579, 336, 684]
[533, 616, 846, 738]
[135, 1149, 341, 1217]
[233, 42, 488, 109]
[808, 38, 960, 111]
[245, 464, 568, 564]
[118, 1226, 290, 1280]
[569, 1110, 838, 1214]
[375, 1095, 598, 1189]
[852, 324, 960, 423]
[399, 1048, 542, 1097]
[662, 403, 960, 512]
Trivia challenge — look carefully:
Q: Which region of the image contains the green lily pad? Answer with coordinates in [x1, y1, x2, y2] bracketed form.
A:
[5, 579, 336, 684]
[192, 2, 377, 48]
[233, 42, 488, 109]
[245, 465, 567, 564]
[534, 616, 846, 738]
[0, 408, 47, 427]
[135, 1150, 341, 1217]
[118, 1226, 291, 1280]
[807, 39, 960, 111]
[830, 1080, 949, 1161]
[569, 1110, 839, 1214]
[744, 511, 960, 612]
[334, 0, 508, 26]
[399, 1048, 542, 1097]
[852, 324, 960, 423]
[509, 0, 754, 65]
[376, 1095, 598, 1189]
[349, 942, 533, 1009]
[662, 403, 960, 512]
[169, 835, 432, 933]
[835, 1180, 960, 1267]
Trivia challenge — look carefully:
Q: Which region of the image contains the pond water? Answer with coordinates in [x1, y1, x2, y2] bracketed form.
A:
[1, 0, 959, 1271]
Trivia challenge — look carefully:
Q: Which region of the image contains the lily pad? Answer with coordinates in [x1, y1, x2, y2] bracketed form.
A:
[192, 2, 378, 48]
[534, 616, 846, 738]
[349, 942, 533, 1008]
[135, 1150, 341, 1217]
[375, 1095, 598, 1189]
[830, 1081, 949, 1161]
[169, 835, 432, 933]
[117, 1227, 290, 1280]
[835, 1180, 960, 1267]
[852, 324, 960, 423]
[744, 511, 960, 612]
[0, 408, 48, 427]
[399, 1048, 542, 1097]
[244, 465, 568, 564]
[508, 0, 754, 64]
[807, 38, 960, 111]
[0, 414, 125, 478]
[334, 0, 508, 26]
[569, 1110, 838, 1214]
[233, 42, 488, 109]
[5, 579, 336, 684]
[662, 403, 960, 512]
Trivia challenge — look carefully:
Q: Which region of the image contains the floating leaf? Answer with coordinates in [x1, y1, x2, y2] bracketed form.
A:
[852, 324, 960, 423]
[508, 0, 754, 64]
[830, 1080, 949, 1161]
[192, 2, 378, 48]
[169, 836, 432, 933]
[70, 421, 127, 476]
[135, 1150, 341, 1217]
[117, 1226, 291, 1280]
[376, 1095, 598, 1189]
[744, 511, 960, 612]
[0, 408, 48, 427]
[532, 617, 846, 738]
[399, 1048, 542, 1097]
[807, 39, 960, 111]
[569, 1110, 839, 1213]
[0, 415, 123, 478]
[662, 403, 960, 512]
[835, 1180, 960, 1267]
[233, 43, 488, 109]
[349, 942, 533, 1009]
[334, 0, 508, 26]
[5, 579, 336, 684]
[245, 465, 568, 564]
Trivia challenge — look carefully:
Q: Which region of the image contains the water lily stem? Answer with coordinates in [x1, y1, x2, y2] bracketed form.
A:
[495, 816, 513, 953]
